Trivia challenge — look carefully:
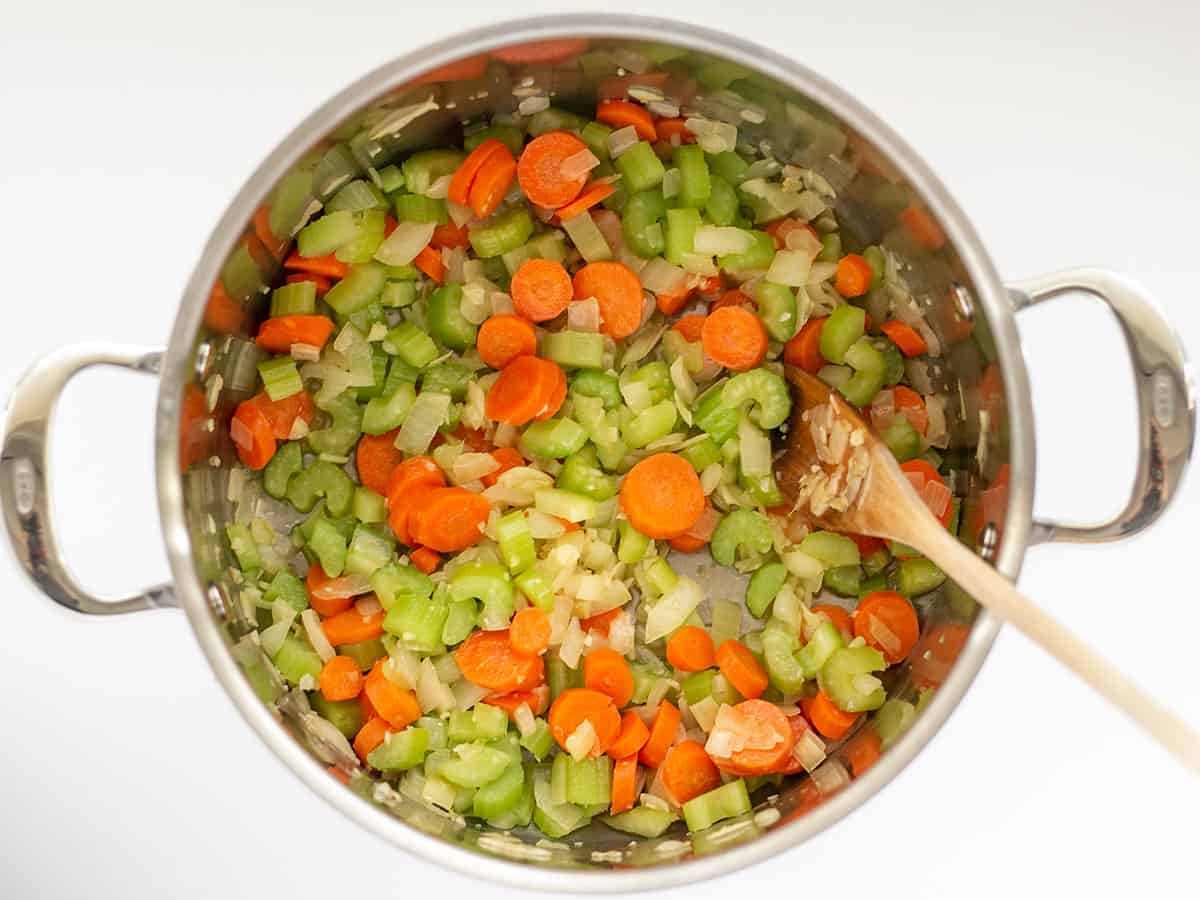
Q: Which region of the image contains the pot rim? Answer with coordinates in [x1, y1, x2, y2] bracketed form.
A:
[154, 14, 1035, 892]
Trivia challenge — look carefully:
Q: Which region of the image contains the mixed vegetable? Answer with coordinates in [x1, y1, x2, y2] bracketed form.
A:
[222, 49, 977, 842]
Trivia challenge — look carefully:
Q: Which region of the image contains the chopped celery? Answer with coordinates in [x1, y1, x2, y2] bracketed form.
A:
[522, 420, 589, 460]
[818, 645, 887, 712]
[367, 726, 430, 771]
[473, 763, 526, 821]
[448, 704, 508, 742]
[819, 304, 866, 365]
[746, 562, 787, 619]
[527, 107, 588, 136]
[621, 189, 667, 258]
[797, 621, 845, 679]
[620, 399, 678, 449]
[762, 621, 807, 694]
[520, 719, 554, 761]
[287, 460, 354, 517]
[682, 779, 751, 832]
[614, 141, 666, 193]
[382, 322, 439, 368]
[721, 368, 792, 430]
[882, 416, 922, 463]
[840, 339, 886, 407]
[340, 637, 386, 671]
[754, 281, 798, 342]
[558, 450, 619, 501]
[710, 509, 773, 566]
[542, 331, 606, 369]
[393, 193, 448, 224]
[664, 207, 702, 266]
[515, 568, 555, 613]
[570, 370, 621, 409]
[383, 589, 448, 653]
[465, 124, 524, 157]
[798, 531, 861, 568]
[325, 263, 387, 316]
[604, 806, 677, 838]
[263, 440, 302, 499]
[272, 634, 323, 686]
[823, 565, 862, 597]
[269, 280, 317, 317]
[264, 570, 307, 612]
[402, 149, 465, 195]
[673, 144, 711, 209]
[897, 557, 947, 596]
[308, 517, 348, 577]
[469, 208, 534, 258]
[310, 694, 364, 738]
[257, 357, 303, 402]
[225, 523, 261, 572]
[565, 756, 611, 806]
[345, 525, 395, 577]
[450, 562, 514, 631]
[495, 510, 536, 574]
[362, 382, 416, 435]
[439, 743, 512, 789]
[371, 563, 434, 608]
[427, 284, 477, 351]
[705, 174, 739, 226]
[534, 487, 596, 523]
[717, 230, 774, 274]
[442, 597, 478, 645]
[680, 436, 722, 472]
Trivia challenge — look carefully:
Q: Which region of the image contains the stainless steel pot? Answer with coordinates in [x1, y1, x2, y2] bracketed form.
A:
[2, 14, 1194, 892]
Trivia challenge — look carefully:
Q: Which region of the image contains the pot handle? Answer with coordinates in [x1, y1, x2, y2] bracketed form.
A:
[1, 344, 177, 614]
[1009, 268, 1196, 544]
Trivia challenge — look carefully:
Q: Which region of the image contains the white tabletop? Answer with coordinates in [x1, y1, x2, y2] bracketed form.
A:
[3, 1, 1198, 896]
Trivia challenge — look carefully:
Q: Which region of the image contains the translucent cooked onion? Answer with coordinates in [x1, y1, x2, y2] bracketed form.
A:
[452, 451, 501, 484]
[452, 679, 490, 711]
[490, 292, 515, 316]
[792, 727, 827, 773]
[867, 615, 903, 659]
[513, 702, 537, 737]
[518, 95, 550, 116]
[441, 246, 467, 283]
[807, 261, 838, 284]
[608, 610, 635, 657]
[693, 225, 754, 256]
[870, 388, 897, 431]
[811, 759, 850, 795]
[690, 695, 719, 732]
[561, 213, 612, 264]
[765, 250, 813, 287]
[559, 148, 600, 181]
[447, 200, 474, 228]
[301, 609, 336, 662]
[460, 282, 491, 325]
[565, 719, 597, 761]
[640, 257, 688, 295]
[922, 478, 953, 519]
[309, 573, 372, 601]
[738, 416, 772, 477]
[567, 296, 602, 332]
[396, 390, 451, 454]
[684, 117, 737, 154]
[424, 174, 453, 199]
[607, 125, 639, 158]
[374, 221, 436, 266]
[547, 593, 574, 646]
[644, 576, 703, 643]
[558, 617, 586, 668]
[417, 658, 455, 713]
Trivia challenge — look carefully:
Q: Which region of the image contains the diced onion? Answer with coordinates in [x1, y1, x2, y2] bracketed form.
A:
[792, 727, 827, 773]
[785, 226, 823, 258]
[452, 679, 491, 711]
[384, 650, 419, 689]
[518, 95, 550, 115]
[309, 573, 372, 601]
[490, 292, 515, 316]
[558, 617, 586, 668]
[870, 388, 897, 431]
[452, 452, 501, 484]
[548, 593, 573, 646]
[608, 610, 635, 657]
[644, 576, 703, 643]
[561, 213, 613, 264]
[417, 658, 456, 713]
[647, 99, 680, 119]
[738, 417, 772, 477]
[447, 200, 474, 228]
[258, 619, 292, 658]
[681, 252, 718, 276]
[669, 357, 697, 406]
[396, 390, 452, 454]
[355, 594, 382, 616]
[639, 257, 688, 296]
[607, 125, 639, 158]
[700, 462, 724, 496]
[514, 703, 537, 737]
[565, 719, 598, 761]
[291, 342, 321, 362]
[684, 117, 738, 154]
[645, 677, 676, 711]
[559, 148, 601, 181]
[567, 296, 602, 332]
[867, 615, 903, 659]
[441, 246, 466, 283]
[300, 609, 335, 662]
[807, 261, 838, 284]
[693, 226, 754, 256]
[765, 250, 813, 287]
[690, 695, 719, 732]
[374, 221, 436, 266]
[811, 759, 851, 796]
[661, 167, 681, 199]
[460, 283, 491, 325]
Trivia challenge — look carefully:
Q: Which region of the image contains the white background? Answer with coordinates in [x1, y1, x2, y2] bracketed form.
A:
[2, 1, 1197, 897]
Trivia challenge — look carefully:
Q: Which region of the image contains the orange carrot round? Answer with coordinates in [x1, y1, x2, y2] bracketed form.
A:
[655, 117, 694, 145]
[880, 319, 928, 357]
[430, 221, 470, 249]
[355, 429, 403, 496]
[666, 625, 716, 672]
[320, 655, 364, 701]
[899, 203, 946, 251]
[306, 564, 355, 617]
[783, 316, 828, 373]
[547, 688, 621, 756]
[583, 647, 634, 707]
[715, 639, 768, 699]
[811, 603, 854, 641]
[509, 607, 552, 657]
[284, 251, 349, 280]
[596, 99, 658, 141]
[517, 131, 590, 209]
[353, 716, 392, 763]
[638, 700, 681, 768]
[386, 457, 446, 546]
[413, 244, 445, 283]
[711, 288, 752, 311]
[802, 691, 859, 740]
[555, 181, 617, 221]
[843, 724, 883, 777]
[853, 590, 920, 664]
[491, 38, 589, 66]
[572, 261, 644, 340]
[231, 399, 276, 470]
[255, 315, 335, 353]
[835, 254, 874, 298]
[580, 607, 623, 636]
[660, 740, 722, 803]
[455, 629, 545, 693]
[409, 546, 442, 574]
[409, 486, 491, 552]
[486, 356, 566, 425]
[892, 384, 929, 434]
[252, 390, 315, 440]
[483, 686, 550, 719]
[706, 699, 795, 775]
[468, 148, 518, 218]
[667, 501, 719, 554]
[323, 608, 386, 646]
[899, 458, 954, 529]
[671, 314, 707, 343]
[610, 755, 639, 815]
[477, 314, 538, 369]
[481, 447, 525, 488]
[764, 218, 818, 250]
[448, 138, 507, 206]
[619, 453, 705, 540]
[607, 709, 651, 759]
[511, 258, 574, 322]
[702, 306, 768, 372]
[773, 714, 815, 775]
[364, 660, 421, 729]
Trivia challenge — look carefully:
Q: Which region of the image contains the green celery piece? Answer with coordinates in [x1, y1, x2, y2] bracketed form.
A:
[286, 460, 354, 517]
[663, 207, 702, 266]
[819, 305, 866, 365]
[340, 638, 386, 671]
[897, 557, 947, 596]
[617, 520, 651, 564]
[495, 510, 536, 575]
[570, 370, 621, 409]
[840, 339, 886, 408]
[682, 779, 751, 832]
[799, 531, 861, 568]
[325, 263, 387, 316]
[382, 322, 439, 368]
[818, 645, 887, 712]
[746, 563, 787, 619]
[721, 368, 792, 430]
[263, 440, 303, 499]
[473, 763, 526, 820]
[310, 694, 364, 738]
[603, 806, 677, 838]
[710, 509, 773, 566]
[383, 589, 448, 653]
[442, 597, 478, 646]
[614, 141, 666, 193]
[565, 756, 611, 807]
[306, 392, 363, 458]
[469, 208, 534, 259]
[520, 720, 554, 761]
[521, 419, 589, 460]
[754, 281, 798, 342]
[225, 523, 261, 572]
[308, 517, 348, 577]
[761, 621, 807, 694]
[673, 144, 711, 209]
[264, 570, 307, 612]
[367, 726, 430, 771]
[450, 562, 515, 631]
[448, 704, 508, 743]
[439, 742, 512, 789]
[797, 621, 844, 679]
[823, 565, 862, 597]
[401, 149, 465, 195]
[272, 634, 323, 686]
[427, 284, 477, 351]
[344, 524, 395, 577]
[370, 562, 433, 608]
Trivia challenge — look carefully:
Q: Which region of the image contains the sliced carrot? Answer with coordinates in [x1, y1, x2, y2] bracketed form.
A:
[510, 607, 552, 657]
[772, 714, 814, 775]
[610, 755, 639, 815]
[802, 691, 859, 741]
[353, 716, 392, 763]
[486, 356, 566, 425]
[448, 138, 507, 206]
[411, 54, 488, 85]
[430, 221, 470, 249]
[455, 629, 545, 693]
[667, 501, 719, 553]
[607, 709, 651, 759]
[410, 486, 491, 552]
[355, 429, 403, 495]
[178, 383, 210, 474]
[910, 622, 970, 690]
[410, 546, 442, 574]
[846, 533, 886, 557]
[715, 639, 769, 699]
[572, 261, 644, 340]
[511, 258, 574, 322]
[880, 319, 928, 358]
[319, 655, 364, 701]
[252, 204, 284, 260]
[811, 604, 854, 641]
[284, 251, 348, 280]
[666, 626, 716, 672]
[323, 608, 386, 646]
[660, 740, 722, 803]
[533, 360, 568, 422]
[764, 218, 817, 250]
[481, 447, 525, 488]
[702, 306, 768, 372]
[671, 314, 707, 343]
[468, 148, 518, 218]
[413, 244, 445, 284]
[483, 686, 550, 719]
[306, 564, 355, 617]
[547, 688, 621, 756]
[386, 457, 446, 546]
[583, 647, 634, 708]
[580, 607, 623, 636]
[230, 399, 276, 470]
[843, 724, 883, 777]
[251, 389, 315, 440]
[707, 700, 796, 775]
[655, 117, 694, 145]
[491, 38, 589, 66]
[619, 453, 705, 540]
[853, 590, 920, 664]
[517, 131, 590, 209]
[286, 272, 331, 297]
[596, 99, 657, 142]
[385, 455, 445, 500]
[899, 458, 954, 529]
[900, 203, 946, 251]
[893, 384, 929, 434]
[638, 700, 681, 768]
[477, 314, 538, 369]
[655, 283, 692, 316]
[711, 288, 752, 311]
[834, 254, 873, 298]
[783, 315, 828, 373]
[255, 315, 334, 353]
[364, 660, 421, 729]
[554, 181, 616, 222]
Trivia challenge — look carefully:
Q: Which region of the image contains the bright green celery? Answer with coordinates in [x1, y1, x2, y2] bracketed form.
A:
[442, 597, 477, 645]
[621, 399, 678, 449]
[393, 193, 448, 224]
[257, 356, 302, 402]
[377, 165, 405, 194]
[823, 565, 862, 597]
[310, 694, 364, 738]
[680, 437, 721, 473]
[521, 419, 588, 460]
[527, 107, 588, 136]
[762, 620, 807, 694]
[542, 331, 606, 370]
[622, 189, 667, 258]
[564, 756, 611, 806]
[818, 645, 887, 712]
[334, 209, 387, 264]
[465, 124, 524, 157]
[532, 765, 590, 838]
[450, 562, 514, 631]
[268, 167, 315, 242]
[694, 381, 740, 444]
[325, 263, 387, 316]
[263, 441, 302, 499]
[673, 145, 711, 209]
[448, 704, 508, 742]
[287, 460, 354, 517]
[382, 322, 439, 368]
[401, 149, 465, 196]
[547, 656, 584, 699]
[296, 209, 362, 257]
[220, 243, 266, 303]
[863, 245, 886, 288]
[862, 545, 892, 577]
[427, 284, 476, 351]
[557, 449, 619, 501]
[710, 509, 772, 566]
[875, 698, 917, 749]
[882, 416, 922, 463]
[371, 562, 433, 608]
[272, 634, 323, 686]
[534, 487, 596, 523]
[226, 523, 261, 572]
[721, 368, 792, 430]
[717, 230, 775, 274]
[473, 763, 526, 821]
[340, 638, 386, 670]
[682, 779, 751, 832]
[626, 360, 673, 404]
[418, 361, 471, 402]
[580, 121, 612, 160]
[707, 151, 750, 185]
[383, 588, 448, 653]
[345, 525, 395, 577]
[840, 339, 886, 407]
[308, 518, 348, 577]
[681, 669, 741, 706]
[264, 570, 307, 612]
[515, 568, 555, 613]
[796, 621, 845, 679]
[818, 232, 842, 263]
[897, 557, 946, 595]
[617, 520, 651, 564]
[502, 232, 568, 274]
[469, 208, 534, 258]
[799, 531, 861, 568]
[615, 141, 666, 193]
[754, 281, 798, 342]
[872, 336, 906, 386]
[381, 281, 417, 309]
[269, 280, 317, 317]
[644, 557, 679, 596]
[746, 562, 787, 619]
[439, 742, 512, 789]
[354, 349, 390, 402]
[664, 207, 702, 266]
[819, 304, 866, 364]
[495, 510, 536, 574]
[604, 806, 677, 838]
[362, 382, 416, 435]
[570, 370, 621, 409]
[520, 719, 554, 760]
[418, 715, 447, 750]
[367, 725, 430, 771]
[740, 468, 785, 508]
[704, 174, 739, 226]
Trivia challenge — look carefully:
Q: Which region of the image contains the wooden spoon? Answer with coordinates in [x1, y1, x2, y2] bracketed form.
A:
[777, 366, 1200, 774]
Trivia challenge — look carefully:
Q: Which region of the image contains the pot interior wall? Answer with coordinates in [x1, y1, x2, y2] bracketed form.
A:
[173, 33, 1013, 872]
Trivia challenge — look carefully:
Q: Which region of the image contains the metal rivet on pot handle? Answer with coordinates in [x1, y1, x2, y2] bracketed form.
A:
[1, 344, 177, 614]
[1009, 268, 1196, 544]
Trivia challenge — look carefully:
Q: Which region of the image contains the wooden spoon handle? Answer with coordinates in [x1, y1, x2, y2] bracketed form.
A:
[910, 517, 1200, 775]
